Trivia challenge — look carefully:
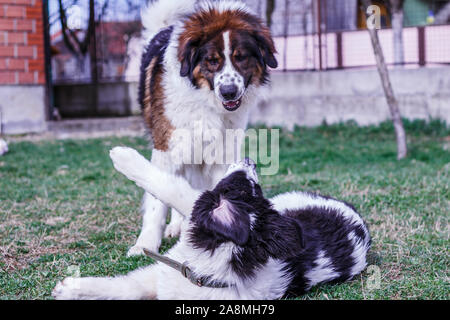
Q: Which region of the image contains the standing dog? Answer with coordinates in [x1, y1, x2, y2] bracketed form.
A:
[130, 0, 278, 256]
[52, 147, 371, 300]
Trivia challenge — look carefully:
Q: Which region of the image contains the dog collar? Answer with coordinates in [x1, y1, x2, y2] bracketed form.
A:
[143, 249, 231, 289]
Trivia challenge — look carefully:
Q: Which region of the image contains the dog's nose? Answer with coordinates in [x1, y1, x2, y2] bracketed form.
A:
[243, 157, 256, 168]
[220, 84, 238, 101]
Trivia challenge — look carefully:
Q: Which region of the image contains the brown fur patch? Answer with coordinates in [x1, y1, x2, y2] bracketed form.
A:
[178, 8, 274, 57]
[192, 64, 212, 89]
[178, 7, 276, 88]
[142, 57, 174, 151]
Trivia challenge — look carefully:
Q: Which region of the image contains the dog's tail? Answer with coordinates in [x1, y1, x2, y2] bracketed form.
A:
[141, 0, 197, 41]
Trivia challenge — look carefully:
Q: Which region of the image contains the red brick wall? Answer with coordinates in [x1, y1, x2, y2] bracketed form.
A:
[0, 0, 45, 85]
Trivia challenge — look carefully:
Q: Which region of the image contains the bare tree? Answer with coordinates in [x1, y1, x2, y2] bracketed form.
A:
[363, 0, 407, 160]
[390, 0, 404, 66]
[435, 2, 450, 24]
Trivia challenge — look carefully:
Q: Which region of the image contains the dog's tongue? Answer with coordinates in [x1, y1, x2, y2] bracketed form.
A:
[225, 101, 238, 107]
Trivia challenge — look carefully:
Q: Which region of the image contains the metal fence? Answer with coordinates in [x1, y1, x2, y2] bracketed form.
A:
[247, 0, 450, 71]
[50, 0, 145, 83]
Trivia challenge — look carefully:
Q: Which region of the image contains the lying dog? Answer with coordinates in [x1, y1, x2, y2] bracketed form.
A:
[52, 147, 371, 300]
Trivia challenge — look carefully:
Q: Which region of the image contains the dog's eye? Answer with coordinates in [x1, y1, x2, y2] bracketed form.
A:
[234, 54, 248, 62]
[207, 57, 219, 65]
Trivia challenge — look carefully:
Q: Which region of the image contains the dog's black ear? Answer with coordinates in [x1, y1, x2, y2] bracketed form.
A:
[180, 42, 192, 77]
[179, 41, 200, 79]
[208, 199, 251, 246]
[254, 29, 278, 69]
[263, 214, 305, 258]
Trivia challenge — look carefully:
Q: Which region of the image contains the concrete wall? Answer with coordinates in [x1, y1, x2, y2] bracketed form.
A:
[250, 67, 450, 129]
[52, 66, 450, 131]
[0, 85, 47, 134]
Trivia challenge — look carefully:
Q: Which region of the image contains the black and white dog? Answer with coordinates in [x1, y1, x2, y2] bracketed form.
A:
[52, 147, 371, 300]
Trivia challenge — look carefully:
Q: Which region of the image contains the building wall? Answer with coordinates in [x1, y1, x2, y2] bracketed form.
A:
[0, 0, 46, 134]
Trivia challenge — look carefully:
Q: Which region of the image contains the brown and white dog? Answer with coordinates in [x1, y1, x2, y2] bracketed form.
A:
[128, 0, 278, 256]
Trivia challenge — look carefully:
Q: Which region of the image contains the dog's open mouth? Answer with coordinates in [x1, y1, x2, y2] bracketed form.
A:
[222, 99, 241, 111]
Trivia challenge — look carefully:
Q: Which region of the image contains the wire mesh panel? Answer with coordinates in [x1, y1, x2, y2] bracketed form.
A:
[248, 0, 450, 71]
[50, 0, 146, 84]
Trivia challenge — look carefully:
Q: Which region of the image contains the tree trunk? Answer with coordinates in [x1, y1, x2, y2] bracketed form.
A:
[435, 2, 450, 24]
[364, 0, 407, 159]
[391, 10, 404, 65]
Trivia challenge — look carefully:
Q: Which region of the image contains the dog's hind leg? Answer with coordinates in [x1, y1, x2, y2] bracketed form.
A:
[52, 265, 159, 300]
[164, 208, 183, 238]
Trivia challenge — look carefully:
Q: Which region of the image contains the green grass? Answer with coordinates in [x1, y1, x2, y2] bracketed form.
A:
[0, 120, 449, 300]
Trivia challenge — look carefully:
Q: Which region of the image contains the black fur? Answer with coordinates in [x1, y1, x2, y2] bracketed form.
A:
[138, 26, 173, 109]
[188, 170, 371, 296]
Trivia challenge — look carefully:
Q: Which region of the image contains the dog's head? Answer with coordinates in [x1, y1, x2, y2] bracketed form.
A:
[178, 5, 277, 112]
[189, 158, 304, 273]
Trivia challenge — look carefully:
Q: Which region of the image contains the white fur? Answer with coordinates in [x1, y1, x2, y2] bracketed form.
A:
[0, 138, 8, 156]
[140, 0, 196, 42]
[347, 231, 369, 276]
[304, 250, 340, 289]
[214, 31, 245, 103]
[130, 0, 265, 256]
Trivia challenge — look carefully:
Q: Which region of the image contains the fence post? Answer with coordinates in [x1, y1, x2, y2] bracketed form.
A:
[317, 0, 323, 70]
[336, 32, 343, 69]
[418, 26, 426, 67]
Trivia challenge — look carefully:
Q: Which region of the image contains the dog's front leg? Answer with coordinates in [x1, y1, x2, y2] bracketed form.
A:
[109, 147, 200, 217]
[52, 265, 159, 300]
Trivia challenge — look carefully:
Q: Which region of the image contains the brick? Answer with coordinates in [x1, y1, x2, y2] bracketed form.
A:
[37, 71, 45, 84]
[7, 31, 26, 44]
[16, 45, 34, 57]
[0, 45, 14, 56]
[15, 19, 33, 31]
[25, 6, 42, 19]
[0, 18, 15, 30]
[15, 0, 35, 5]
[0, 71, 15, 84]
[28, 58, 42, 72]
[0, 58, 6, 68]
[27, 32, 42, 45]
[4, 5, 26, 18]
[8, 57, 26, 70]
[17, 70, 33, 83]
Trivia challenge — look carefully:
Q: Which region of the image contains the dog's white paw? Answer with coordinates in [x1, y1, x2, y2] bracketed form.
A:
[127, 239, 161, 257]
[110, 146, 148, 182]
[52, 277, 83, 300]
[164, 220, 182, 238]
[127, 245, 147, 257]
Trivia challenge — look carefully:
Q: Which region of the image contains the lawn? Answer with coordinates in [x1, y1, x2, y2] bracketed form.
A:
[0, 120, 449, 300]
